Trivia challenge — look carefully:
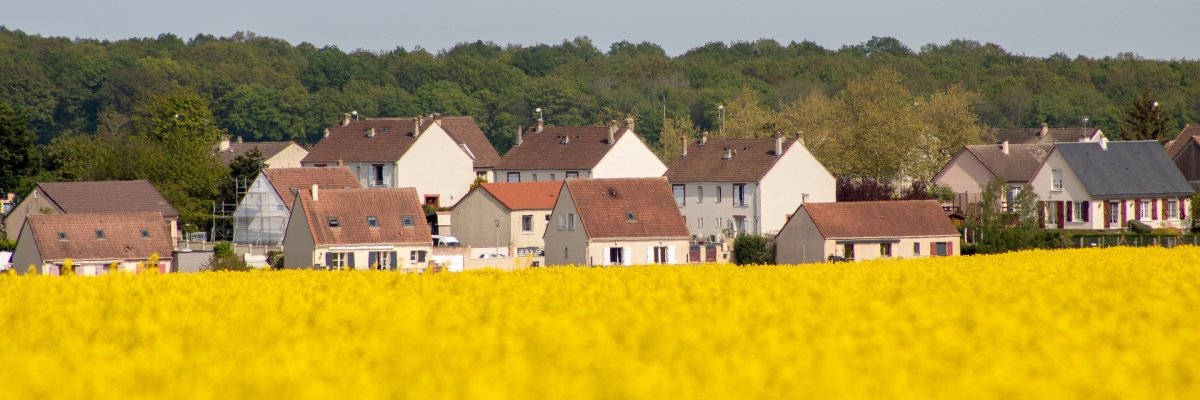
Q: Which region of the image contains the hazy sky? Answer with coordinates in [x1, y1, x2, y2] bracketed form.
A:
[4, 0, 1199, 59]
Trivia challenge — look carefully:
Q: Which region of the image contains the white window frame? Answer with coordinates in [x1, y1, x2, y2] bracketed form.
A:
[567, 213, 576, 231]
[716, 186, 723, 203]
[507, 172, 520, 182]
[697, 186, 704, 203]
[1168, 199, 1180, 220]
[1140, 200, 1151, 220]
[1051, 169, 1063, 192]
[371, 164, 386, 187]
[371, 251, 391, 270]
[330, 252, 349, 270]
[673, 184, 686, 207]
[522, 214, 534, 233]
[410, 250, 427, 264]
[733, 184, 747, 207]
[1108, 201, 1120, 225]
[565, 171, 579, 179]
[557, 214, 566, 231]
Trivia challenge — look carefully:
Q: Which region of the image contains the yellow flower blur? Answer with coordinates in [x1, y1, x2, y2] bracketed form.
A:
[1, 247, 1198, 399]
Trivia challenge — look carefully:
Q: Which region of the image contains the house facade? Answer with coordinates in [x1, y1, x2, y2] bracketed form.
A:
[544, 178, 690, 266]
[3, 180, 180, 242]
[282, 186, 432, 271]
[11, 212, 173, 275]
[665, 134, 835, 241]
[301, 114, 499, 208]
[775, 200, 960, 264]
[933, 141, 1052, 211]
[232, 167, 361, 246]
[493, 119, 667, 183]
[216, 137, 309, 169]
[450, 182, 561, 257]
[1030, 140, 1193, 230]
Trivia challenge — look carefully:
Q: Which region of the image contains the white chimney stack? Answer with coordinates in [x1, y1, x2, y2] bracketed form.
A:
[1001, 140, 1009, 154]
[1039, 123, 1048, 137]
[536, 118, 544, 133]
[624, 117, 635, 133]
[367, 128, 376, 138]
[515, 126, 523, 146]
[217, 136, 231, 151]
[413, 117, 421, 138]
[774, 132, 784, 157]
[681, 134, 688, 157]
[607, 120, 618, 145]
[700, 131, 708, 146]
[342, 113, 351, 126]
[311, 184, 319, 202]
[323, 128, 330, 138]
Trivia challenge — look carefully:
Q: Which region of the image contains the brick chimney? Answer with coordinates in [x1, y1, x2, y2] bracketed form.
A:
[311, 184, 319, 202]
[1001, 140, 1009, 154]
[515, 126, 523, 146]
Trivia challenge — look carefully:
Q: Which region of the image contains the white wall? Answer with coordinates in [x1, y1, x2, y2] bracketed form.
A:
[585, 240, 689, 266]
[396, 124, 476, 207]
[592, 132, 668, 179]
[264, 144, 309, 169]
[933, 150, 996, 197]
[313, 244, 434, 271]
[494, 169, 592, 183]
[758, 142, 836, 236]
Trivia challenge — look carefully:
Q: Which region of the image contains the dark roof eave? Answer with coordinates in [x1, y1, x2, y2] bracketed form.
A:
[1089, 192, 1195, 200]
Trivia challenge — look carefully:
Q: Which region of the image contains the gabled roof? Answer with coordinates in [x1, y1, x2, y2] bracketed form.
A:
[665, 138, 796, 182]
[994, 127, 1102, 145]
[801, 200, 958, 239]
[36, 180, 179, 218]
[24, 212, 173, 261]
[301, 116, 498, 167]
[1053, 141, 1194, 199]
[496, 126, 631, 170]
[1165, 125, 1200, 158]
[262, 167, 361, 211]
[478, 182, 562, 211]
[218, 141, 297, 166]
[296, 188, 430, 246]
[564, 177, 689, 240]
[961, 143, 1052, 183]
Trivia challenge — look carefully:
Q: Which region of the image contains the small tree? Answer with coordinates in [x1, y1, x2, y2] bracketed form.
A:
[1120, 91, 1170, 142]
[836, 176, 896, 202]
[732, 234, 774, 265]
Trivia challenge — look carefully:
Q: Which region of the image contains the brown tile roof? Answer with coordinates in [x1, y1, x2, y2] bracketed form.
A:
[479, 181, 562, 210]
[1165, 125, 1200, 158]
[37, 180, 179, 218]
[297, 188, 430, 246]
[218, 141, 295, 166]
[963, 143, 1052, 182]
[993, 127, 1101, 145]
[301, 116, 498, 168]
[262, 167, 362, 211]
[496, 126, 630, 170]
[25, 212, 173, 261]
[665, 138, 796, 182]
[802, 200, 959, 239]
[564, 178, 690, 239]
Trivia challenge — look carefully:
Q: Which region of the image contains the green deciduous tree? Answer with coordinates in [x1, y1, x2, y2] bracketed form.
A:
[0, 101, 36, 193]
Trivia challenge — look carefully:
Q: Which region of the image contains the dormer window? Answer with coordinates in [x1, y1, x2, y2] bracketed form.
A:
[95, 230, 106, 240]
[402, 216, 414, 227]
[141, 230, 151, 238]
[367, 216, 379, 227]
[328, 217, 340, 227]
[57, 232, 67, 241]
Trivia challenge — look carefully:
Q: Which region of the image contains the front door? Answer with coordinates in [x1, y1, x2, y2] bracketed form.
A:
[1107, 201, 1119, 228]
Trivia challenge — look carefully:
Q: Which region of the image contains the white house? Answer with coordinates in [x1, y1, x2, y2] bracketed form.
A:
[301, 114, 500, 208]
[493, 118, 667, 183]
[282, 186, 432, 271]
[544, 178, 690, 267]
[1029, 140, 1194, 230]
[232, 167, 361, 246]
[215, 137, 309, 169]
[933, 142, 1051, 211]
[774, 200, 960, 264]
[664, 133, 835, 245]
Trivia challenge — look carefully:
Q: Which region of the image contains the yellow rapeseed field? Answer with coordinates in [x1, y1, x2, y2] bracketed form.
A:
[1, 247, 1199, 399]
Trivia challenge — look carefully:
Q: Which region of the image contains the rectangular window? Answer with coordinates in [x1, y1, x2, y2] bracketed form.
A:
[507, 172, 520, 182]
[565, 171, 579, 179]
[716, 186, 723, 203]
[372, 164, 385, 186]
[402, 216, 414, 226]
[410, 250, 427, 263]
[608, 247, 625, 266]
[913, 242, 921, 255]
[935, 242, 949, 256]
[697, 186, 704, 203]
[843, 244, 854, 260]
[1140, 200, 1151, 220]
[673, 184, 686, 207]
[697, 217, 704, 228]
[1168, 199, 1180, 220]
[522, 215, 533, 232]
[550, 173, 556, 181]
[370, 251, 391, 270]
[652, 246, 668, 264]
[733, 184, 747, 206]
[532, 173, 539, 182]
[1051, 169, 1063, 191]
[880, 243, 892, 257]
[557, 214, 565, 231]
[1005, 186, 1020, 213]
[330, 252, 349, 270]
[1108, 201, 1120, 225]
[141, 229, 151, 238]
[568, 213, 576, 231]
[367, 216, 379, 227]
[96, 230, 106, 240]
[1047, 202, 1058, 225]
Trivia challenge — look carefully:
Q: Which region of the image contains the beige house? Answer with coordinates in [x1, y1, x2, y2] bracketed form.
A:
[665, 134, 835, 246]
[775, 200, 960, 264]
[11, 212, 173, 275]
[544, 178, 690, 266]
[933, 141, 1051, 211]
[216, 137, 309, 169]
[494, 118, 667, 183]
[1029, 140, 1193, 230]
[283, 186, 432, 271]
[3, 180, 180, 242]
[301, 114, 500, 208]
[451, 181, 562, 257]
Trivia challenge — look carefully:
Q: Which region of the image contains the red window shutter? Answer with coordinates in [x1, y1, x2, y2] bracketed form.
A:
[1152, 200, 1159, 220]
[1182, 197, 1188, 220]
[1121, 200, 1127, 225]
[947, 242, 954, 256]
[1135, 200, 1141, 219]
[929, 242, 935, 257]
[1161, 199, 1168, 220]
[1056, 201, 1065, 229]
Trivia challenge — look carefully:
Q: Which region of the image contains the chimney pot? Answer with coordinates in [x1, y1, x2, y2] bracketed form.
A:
[1039, 123, 1049, 137]
[775, 133, 784, 157]
[535, 118, 544, 133]
[323, 128, 330, 138]
[342, 113, 351, 126]
[413, 117, 422, 138]
[311, 184, 319, 202]
[367, 128, 376, 138]
[217, 136, 231, 151]
[700, 131, 709, 146]
[681, 134, 689, 157]
[624, 117, 635, 132]
[1001, 140, 1009, 154]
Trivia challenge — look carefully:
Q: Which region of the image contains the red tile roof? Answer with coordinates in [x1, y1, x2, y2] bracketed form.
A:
[479, 181, 562, 210]
[218, 141, 296, 166]
[301, 116, 499, 168]
[24, 212, 173, 261]
[1165, 125, 1200, 158]
[496, 126, 631, 170]
[665, 138, 796, 182]
[801, 200, 958, 239]
[564, 178, 690, 240]
[262, 168, 362, 211]
[297, 188, 430, 246]
[37, 180, 179, 218]
[962, 143, 1052, 182]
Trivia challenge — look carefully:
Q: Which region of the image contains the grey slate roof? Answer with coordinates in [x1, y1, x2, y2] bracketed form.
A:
[1055, 141, 1194, 199]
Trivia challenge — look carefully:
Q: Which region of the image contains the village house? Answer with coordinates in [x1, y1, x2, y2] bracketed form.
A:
[11, 212, 173, 275]
[993, 124, 1106, 145]
[450, 181, 561, 258]
[232, 167, 361, 246]
[493, 118, 667, 183]
[300, 114, 500, 208]
[3, 180, 180, 242]
[215, 136, 309, 169]
[544, 177, 690, 266]
[282, 186, 432, 270]
[1165, 124, 1200, 189]
[664, 133, 835, 249]
[1029, 140, 1193, 230]
[774, 200, 960, 264]
[933, 141, 1052, 211]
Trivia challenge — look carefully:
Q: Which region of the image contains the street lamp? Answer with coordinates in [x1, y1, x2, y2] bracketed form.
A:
[494, 218, 501, 257]
[535, 107, 543, 121]
[717, 104, 725, 136]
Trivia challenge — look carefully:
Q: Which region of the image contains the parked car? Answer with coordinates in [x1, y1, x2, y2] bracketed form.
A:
[432, 235, 461, 247]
